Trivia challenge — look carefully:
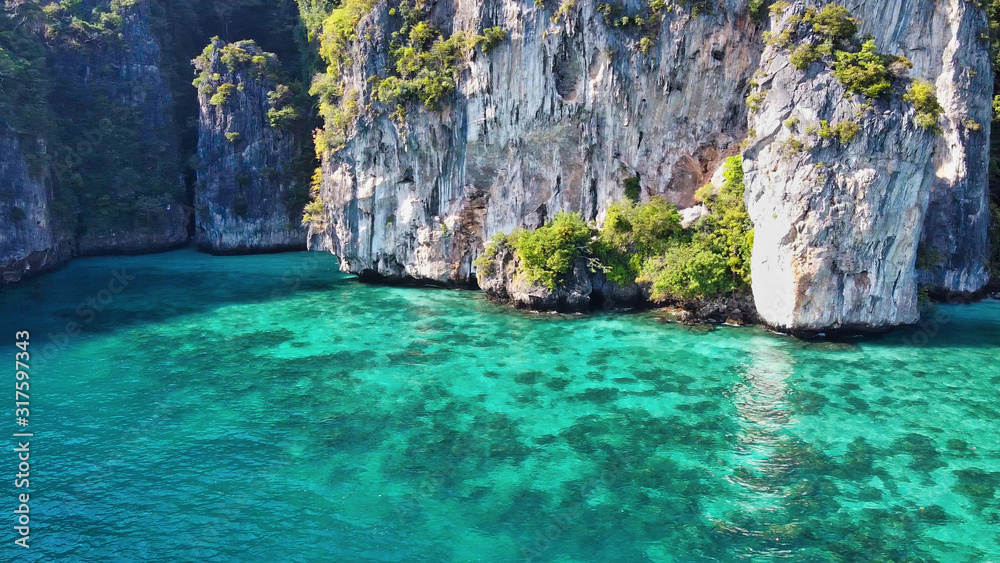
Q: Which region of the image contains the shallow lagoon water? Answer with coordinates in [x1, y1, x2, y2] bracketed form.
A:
[1, 249, 998, 562]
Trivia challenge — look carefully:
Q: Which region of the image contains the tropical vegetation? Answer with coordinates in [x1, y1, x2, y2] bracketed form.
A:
[477, 156, 754, 302]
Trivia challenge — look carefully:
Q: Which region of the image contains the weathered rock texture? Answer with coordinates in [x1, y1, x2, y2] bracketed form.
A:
[310, 0, 762, 285]
[52, 0, 189, 255]
[310, 0, 992, 330]
[841, 0, 993, 296]
[194, 40, 308, 253]
[744, 2, 990, 331]
[744, 11, 934, 330]
[0, 130, 71, 282]
[1, 0, 189, 276]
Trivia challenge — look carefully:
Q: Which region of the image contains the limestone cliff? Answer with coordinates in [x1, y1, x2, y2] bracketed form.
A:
[743, 5, 937, 331]
[0, 0, 188, 277]
[308, 0, 762, 285]
[743, 1, 991, 331]
[840, 0, 993, 295]
[1, 0, 993, 333]
[0, 130, 71, 282]
[307, 0, 992, 330]
[194, 39, 309, 253]
[48, 0, 189, 255]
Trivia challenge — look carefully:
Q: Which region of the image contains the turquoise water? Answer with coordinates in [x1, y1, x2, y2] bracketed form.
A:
[1, 249, 999, 562]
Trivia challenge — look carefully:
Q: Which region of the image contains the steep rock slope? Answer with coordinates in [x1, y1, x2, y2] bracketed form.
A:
[194, 39, 309, 253]
[842, 0, 993, 295]
[0, 131, 71, 282]
[744, 5, 937, 331]
[46, 0, 189, 254]
[306, 0, 992, 330]
[308, 0, 762, 285]
[1, 0, 320, 283]
[0, 3, 69, 282]
[743, 1, 991, 331]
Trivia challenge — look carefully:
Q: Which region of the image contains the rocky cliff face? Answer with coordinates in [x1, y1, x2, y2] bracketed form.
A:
[2, 0, 992, 332]
[744, 1, 991, 331]
[309, 0, 762, 285]
[0, 131, 71, 282]
[308, 0, 992, 330]
[194, 39, 308, 253]
[744, 5, 938, 331]
[2, 0, 321, 283]
[49, 0, 189, 255]
[0, 0, 189, 275]
[841, 0, 993, 295]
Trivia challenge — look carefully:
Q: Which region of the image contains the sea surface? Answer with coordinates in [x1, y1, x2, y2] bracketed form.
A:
[1, 249, 998, 562]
